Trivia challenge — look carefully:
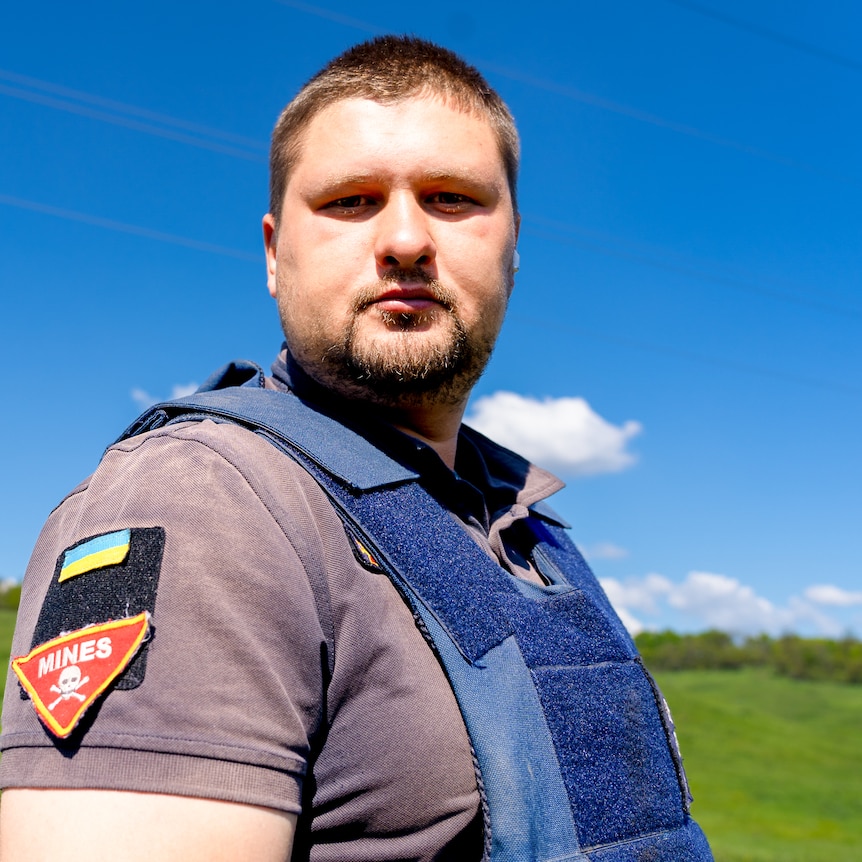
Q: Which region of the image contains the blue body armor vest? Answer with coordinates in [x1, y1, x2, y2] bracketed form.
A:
[120, 361, 713, 862]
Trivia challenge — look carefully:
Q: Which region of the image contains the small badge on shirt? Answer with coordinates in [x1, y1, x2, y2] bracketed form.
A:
[25, 526, 165, 696]
[12, 612, 151, 739]
[344, 525, 385, 573]
[58, 528, 131, 583]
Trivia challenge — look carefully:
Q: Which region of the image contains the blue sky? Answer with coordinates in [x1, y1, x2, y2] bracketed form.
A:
[2, 0, 860, 636]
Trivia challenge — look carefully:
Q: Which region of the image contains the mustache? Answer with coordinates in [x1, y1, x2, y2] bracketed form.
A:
[352, 269, 457, 314]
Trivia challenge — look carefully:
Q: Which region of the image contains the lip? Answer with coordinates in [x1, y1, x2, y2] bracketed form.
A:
[371, 285, 441, 314]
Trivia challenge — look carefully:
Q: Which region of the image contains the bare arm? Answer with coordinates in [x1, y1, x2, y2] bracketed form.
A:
[0, 789, 296, 861]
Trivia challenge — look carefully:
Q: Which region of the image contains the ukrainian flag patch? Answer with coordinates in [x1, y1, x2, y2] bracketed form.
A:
[59, 529, 131, 583]
[22, 527, 165, 708]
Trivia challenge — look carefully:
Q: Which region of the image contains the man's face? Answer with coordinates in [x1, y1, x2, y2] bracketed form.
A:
[264, 95, 519, 409]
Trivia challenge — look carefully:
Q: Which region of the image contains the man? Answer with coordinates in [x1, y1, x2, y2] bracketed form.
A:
[0, 36, 712, 861]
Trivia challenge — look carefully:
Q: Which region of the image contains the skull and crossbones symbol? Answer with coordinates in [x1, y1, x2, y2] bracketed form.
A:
[48, 665, 89, 711]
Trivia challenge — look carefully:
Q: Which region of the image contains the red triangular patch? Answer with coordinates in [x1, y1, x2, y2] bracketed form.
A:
[12, 612, 150, 738]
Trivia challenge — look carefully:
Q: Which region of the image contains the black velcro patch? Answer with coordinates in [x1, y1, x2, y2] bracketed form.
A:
[25, 527, 165, 695]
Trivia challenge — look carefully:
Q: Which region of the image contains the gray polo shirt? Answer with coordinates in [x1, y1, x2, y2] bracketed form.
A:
[1, 357, 564, 861]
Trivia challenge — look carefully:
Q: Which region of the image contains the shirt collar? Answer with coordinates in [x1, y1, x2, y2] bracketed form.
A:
[269, 345, 565, 521]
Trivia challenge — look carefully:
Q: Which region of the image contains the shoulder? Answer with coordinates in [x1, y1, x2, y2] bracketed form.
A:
[10, 417, 343, 705]
[17, 417, 344, 650]
[95, 418, 344, 546]
[1, 418, 336, 806]
[109, 417, 324, 500]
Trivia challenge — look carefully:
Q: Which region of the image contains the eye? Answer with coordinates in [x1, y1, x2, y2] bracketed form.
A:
[426, 192, 478, 212]
[320, 195, 376, 214]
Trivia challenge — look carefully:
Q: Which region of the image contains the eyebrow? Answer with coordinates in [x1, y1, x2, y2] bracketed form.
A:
[417, 169, 500, 188]
[317, 173, 384, 188]
[315, 169, 503, 192]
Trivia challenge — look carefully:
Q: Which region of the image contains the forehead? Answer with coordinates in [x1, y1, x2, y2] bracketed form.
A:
[288, 96, 506, 187]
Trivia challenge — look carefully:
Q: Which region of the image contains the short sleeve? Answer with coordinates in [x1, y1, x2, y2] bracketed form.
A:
[0, 420, 332, 814]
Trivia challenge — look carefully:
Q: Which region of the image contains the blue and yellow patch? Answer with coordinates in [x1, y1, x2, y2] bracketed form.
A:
[22, 527, 165, 712]
[59, 529, 131, 583]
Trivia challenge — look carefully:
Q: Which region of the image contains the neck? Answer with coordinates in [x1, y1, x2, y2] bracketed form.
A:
[274, 346, 467, 470]
[385, 402, 467, 470]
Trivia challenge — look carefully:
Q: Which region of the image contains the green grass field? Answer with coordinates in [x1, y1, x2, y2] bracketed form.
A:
[0, 609, 16, 692]
[0, 611, 858, 860]
[657, 669, 862, 861]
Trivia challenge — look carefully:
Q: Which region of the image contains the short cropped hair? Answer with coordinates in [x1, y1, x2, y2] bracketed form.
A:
[269, 35, 520, 224]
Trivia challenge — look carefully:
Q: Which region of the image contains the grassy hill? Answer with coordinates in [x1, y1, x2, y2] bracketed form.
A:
[0, 610, 858, 860]
[657, 669, 862, 861]
[0, 609, 16, 690]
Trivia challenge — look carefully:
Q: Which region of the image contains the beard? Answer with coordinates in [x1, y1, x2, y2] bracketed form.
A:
[290, 270, 504, 409]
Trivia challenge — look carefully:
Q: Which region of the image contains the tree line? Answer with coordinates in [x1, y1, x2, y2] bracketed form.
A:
[0, 584, 20, 611]
[635, 629, 862, 684]
[0, 582, 858, 683]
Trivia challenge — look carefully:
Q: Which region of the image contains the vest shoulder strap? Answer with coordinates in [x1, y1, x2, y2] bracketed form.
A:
[116, 360, 416, 491]
[115, 360, 713, 862]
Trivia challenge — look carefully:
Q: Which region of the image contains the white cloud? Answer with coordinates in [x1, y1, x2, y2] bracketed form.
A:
[130, 388, 154, 410]
[583, 542, 630, 561]
[601, 570, 849, 638]
[602, 573, 671, 614]
[131, 382, 198, 410]
[600, 574, 672, 635]
[171, 382, 199, 399]
[804, 584, 862, 607]
[666, 571, 789, 635]
[465, 391, 641, 476]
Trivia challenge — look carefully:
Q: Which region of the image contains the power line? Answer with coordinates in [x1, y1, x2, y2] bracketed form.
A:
[3, 63, 855, 320]
[4, 63, 853, 319]
[0, 78, 266, 163]
[4, 188, 852, 323]
[0, 68, 267, 151]
[5, 180, 857, 321]
[510, 313, 862, 398]
[0, 9, 855, 185]
[0, 193, 261, 262]
[475, 60, 858, 188]
[272, 0, 382, 34]
[664, 0, 862, 74]
[1, 191, 856, 400]
[521, 217, 862, 320]
[271, 0, 861, 187]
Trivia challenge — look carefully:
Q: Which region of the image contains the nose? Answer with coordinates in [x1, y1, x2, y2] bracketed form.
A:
[374, 193, 436, 271]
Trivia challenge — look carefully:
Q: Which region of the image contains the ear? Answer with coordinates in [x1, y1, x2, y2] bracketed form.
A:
[262, 214, 278, 298]
[508, 212, 521, 294]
